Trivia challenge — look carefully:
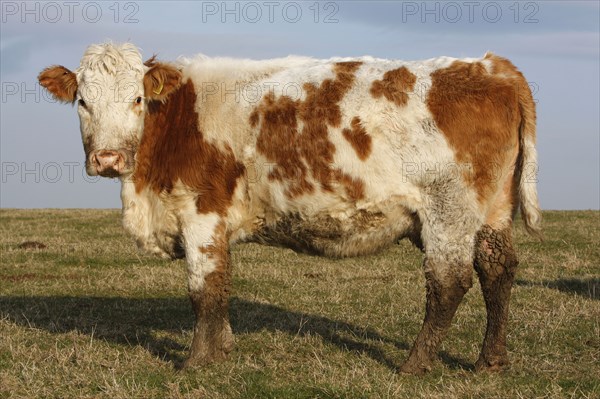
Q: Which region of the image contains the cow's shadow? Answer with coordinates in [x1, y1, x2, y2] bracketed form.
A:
[515, 277, 599, 300]
[0, 295, 470, 371]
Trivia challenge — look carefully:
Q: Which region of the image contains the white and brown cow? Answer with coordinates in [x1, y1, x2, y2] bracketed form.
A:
[39, 42, 541, 374]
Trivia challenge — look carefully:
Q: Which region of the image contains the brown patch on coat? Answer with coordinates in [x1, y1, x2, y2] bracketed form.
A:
[331, 170, 365, 201]
[484, 53, 537, 148]
[38, 65, 78, 103]
[250, 61, 366, 200]
[342, 116, 372, 160]
[426, 60, 521, 204]
[134, 80, 245, 216]
[250, 92, 312, 197]
[198, 221, 227, 257]
[248, 110, 260, 127]
[370, 66, 417, 107]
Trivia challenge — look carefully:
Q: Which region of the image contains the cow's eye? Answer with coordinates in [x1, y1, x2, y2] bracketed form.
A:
[78, 99, 86, 107]
[135, 96, 143, 104]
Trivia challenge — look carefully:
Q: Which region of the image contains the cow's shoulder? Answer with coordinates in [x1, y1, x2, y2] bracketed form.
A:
[134, 78, 246, 217]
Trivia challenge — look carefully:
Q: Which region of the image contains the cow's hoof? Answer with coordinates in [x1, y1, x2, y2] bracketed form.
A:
[179, 328, 234, 370]
[474, 355, 510, 372]
[399, 359, 432, 375]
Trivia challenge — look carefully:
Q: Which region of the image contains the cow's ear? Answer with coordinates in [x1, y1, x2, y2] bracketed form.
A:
[38, 65, 78, 103]
[143, 62, 182, 102]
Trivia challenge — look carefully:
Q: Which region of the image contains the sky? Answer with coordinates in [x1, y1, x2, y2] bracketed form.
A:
[1, 0, 599, 209]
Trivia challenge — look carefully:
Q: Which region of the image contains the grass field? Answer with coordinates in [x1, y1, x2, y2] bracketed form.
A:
[0, 209, 598, 398]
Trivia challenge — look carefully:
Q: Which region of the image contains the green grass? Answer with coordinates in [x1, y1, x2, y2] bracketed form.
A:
[0, 209, 598, 398]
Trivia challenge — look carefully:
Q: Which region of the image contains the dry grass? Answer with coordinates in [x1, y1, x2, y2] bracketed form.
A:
[0, 209, 598, 398]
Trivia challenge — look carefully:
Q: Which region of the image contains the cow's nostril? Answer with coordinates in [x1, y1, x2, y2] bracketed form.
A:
[96, 150, 118, 163]
[93, 150, 125, 176]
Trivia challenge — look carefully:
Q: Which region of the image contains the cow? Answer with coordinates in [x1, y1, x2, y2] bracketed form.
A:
[38, 42, 541, 374]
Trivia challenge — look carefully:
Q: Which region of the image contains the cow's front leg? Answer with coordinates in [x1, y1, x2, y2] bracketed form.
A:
[181, 213, 234, 368]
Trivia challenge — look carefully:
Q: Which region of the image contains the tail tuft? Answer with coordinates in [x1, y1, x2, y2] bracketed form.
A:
[519, 138, 543, 239]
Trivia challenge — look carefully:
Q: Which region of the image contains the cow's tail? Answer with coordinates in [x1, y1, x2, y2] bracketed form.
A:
[516, 77, 543, 239]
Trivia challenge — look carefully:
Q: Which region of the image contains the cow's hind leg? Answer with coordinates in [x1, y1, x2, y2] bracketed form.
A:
[180, 213, 234, 368]
[400, 200, 478, 375]
[474, 225, 518, 371]
[400, 254, 473, 374]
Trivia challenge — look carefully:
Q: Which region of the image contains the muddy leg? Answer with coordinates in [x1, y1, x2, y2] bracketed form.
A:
[180, 217, 234, 368]
[400, 258, 473, 375]
[184, 267, 234, 368]
[474, 225, 518, 372]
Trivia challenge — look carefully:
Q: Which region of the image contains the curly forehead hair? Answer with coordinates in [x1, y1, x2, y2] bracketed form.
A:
[77, 42, 145, 78]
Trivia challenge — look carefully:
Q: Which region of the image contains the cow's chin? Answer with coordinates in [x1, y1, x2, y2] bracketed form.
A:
[85, 164, 131, 178]
[98, 168, 124, 178]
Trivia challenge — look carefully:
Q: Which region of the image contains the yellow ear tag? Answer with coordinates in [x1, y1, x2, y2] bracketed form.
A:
[153, 81, 164, 95]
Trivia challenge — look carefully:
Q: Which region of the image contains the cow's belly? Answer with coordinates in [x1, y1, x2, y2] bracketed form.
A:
[248, 206, 421, 258]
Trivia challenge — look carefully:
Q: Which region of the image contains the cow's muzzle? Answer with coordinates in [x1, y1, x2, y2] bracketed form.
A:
[89, 150, 128, 177]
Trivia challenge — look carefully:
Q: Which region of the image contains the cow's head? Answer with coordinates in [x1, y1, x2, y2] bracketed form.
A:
[38, 43, 181, 177]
